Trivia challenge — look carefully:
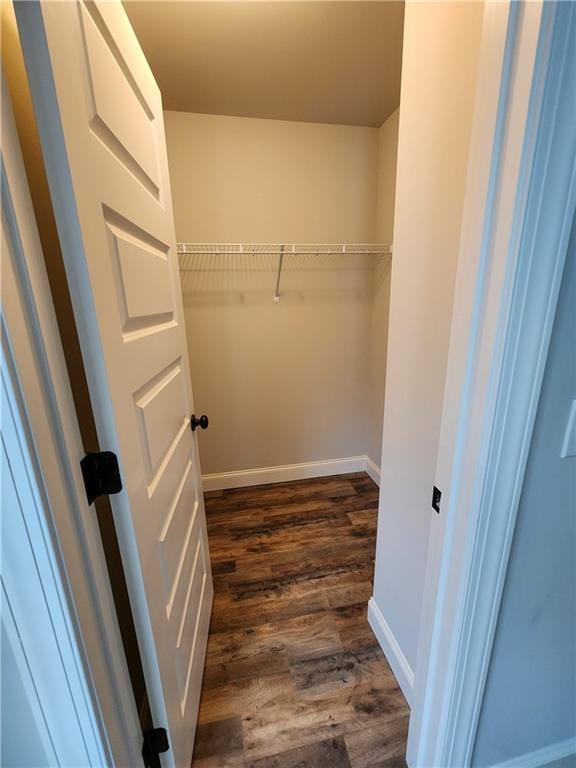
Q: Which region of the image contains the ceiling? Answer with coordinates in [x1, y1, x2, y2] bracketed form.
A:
[124, 2, 404, 128]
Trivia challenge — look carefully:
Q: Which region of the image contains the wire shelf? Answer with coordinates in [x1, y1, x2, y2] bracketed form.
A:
[176, 243, 392, 302]
[177, 243, 392, 256]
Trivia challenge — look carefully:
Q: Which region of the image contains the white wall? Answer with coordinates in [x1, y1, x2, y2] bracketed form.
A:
[472, 223, 576, 767]
[368, 109, 399, 469]
[371, 1, 484, 682]
[165, 111, 394, 476]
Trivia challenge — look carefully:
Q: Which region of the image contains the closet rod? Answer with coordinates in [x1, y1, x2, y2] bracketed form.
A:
[274, 244, 285, 303]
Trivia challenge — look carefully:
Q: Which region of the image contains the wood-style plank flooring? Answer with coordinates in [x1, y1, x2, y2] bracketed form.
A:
[192, 473, 409, 768]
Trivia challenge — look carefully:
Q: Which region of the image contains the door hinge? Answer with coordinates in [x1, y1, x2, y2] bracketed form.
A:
[80, 451, 122, 505]
[142, 727, 170, 768]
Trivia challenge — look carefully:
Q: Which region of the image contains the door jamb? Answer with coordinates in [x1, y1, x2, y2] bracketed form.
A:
[407, 2, 576, 766]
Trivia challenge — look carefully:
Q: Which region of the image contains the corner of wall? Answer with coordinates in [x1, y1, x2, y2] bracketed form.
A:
[367, 106, 399, 470]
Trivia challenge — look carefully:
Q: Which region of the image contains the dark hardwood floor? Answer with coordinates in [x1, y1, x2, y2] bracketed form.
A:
[192, 473, 409, 768]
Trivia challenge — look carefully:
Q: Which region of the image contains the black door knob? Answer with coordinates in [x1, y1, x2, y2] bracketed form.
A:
[191, 414, 209, 431]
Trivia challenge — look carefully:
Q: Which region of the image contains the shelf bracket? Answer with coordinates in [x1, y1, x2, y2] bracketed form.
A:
[273, 244, 285, 303]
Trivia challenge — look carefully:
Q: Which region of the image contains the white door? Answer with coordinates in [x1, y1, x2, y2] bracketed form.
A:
[15, 3, 213, 766]
[2, 69, 141, 766]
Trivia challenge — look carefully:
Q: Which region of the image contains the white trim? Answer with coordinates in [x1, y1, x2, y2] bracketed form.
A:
[364, 455, 381, 486]
[408, 3, 576, 767]
[487, 738, 576, 768]
[368, 598, 414, 707]
[202, 456, 365, 491]
[202, 455, 380, 491]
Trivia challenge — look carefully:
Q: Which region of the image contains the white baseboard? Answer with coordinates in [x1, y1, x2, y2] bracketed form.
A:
[364, 455, 381, 486]
[202, 455, 370, 492]
[488, 738, 576, 768]
[368, 597, 414, 707]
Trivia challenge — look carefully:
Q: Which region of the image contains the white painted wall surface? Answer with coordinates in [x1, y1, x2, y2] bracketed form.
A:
[371, 1, 484, 680]
[165, 111, 397, 476]
[472, 221, 576, 767]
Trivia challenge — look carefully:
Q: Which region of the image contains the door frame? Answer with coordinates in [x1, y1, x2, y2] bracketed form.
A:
[407, 2, 576, 766]
[1, 71, 142, 767]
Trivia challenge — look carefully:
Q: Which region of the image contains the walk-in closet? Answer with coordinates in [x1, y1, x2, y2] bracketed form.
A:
[123, 3, 484, 762]
[122, 1, 404, 491]
[167, 110, 398, 490]
[125, 6, 406, 761]
[177, 237, 392, 484]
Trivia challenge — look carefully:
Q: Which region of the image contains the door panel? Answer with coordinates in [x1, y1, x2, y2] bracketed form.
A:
[15, 2, 213, 766]
[80, 2, 161, 197]
[107, 216, 174, 333]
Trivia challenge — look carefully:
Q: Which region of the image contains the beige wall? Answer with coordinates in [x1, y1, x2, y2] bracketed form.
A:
[368, 109, 399, 468]
[165, 111, 378, 243]
[375, 109, 400, 244]
[372, 2, 484, 673]
[165, 111, 392, 475]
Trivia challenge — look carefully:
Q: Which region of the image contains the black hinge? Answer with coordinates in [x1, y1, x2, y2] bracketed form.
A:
[81, 451, 122, 505]
[432, 485, 442, 513]
[142, 728, 170, 768]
